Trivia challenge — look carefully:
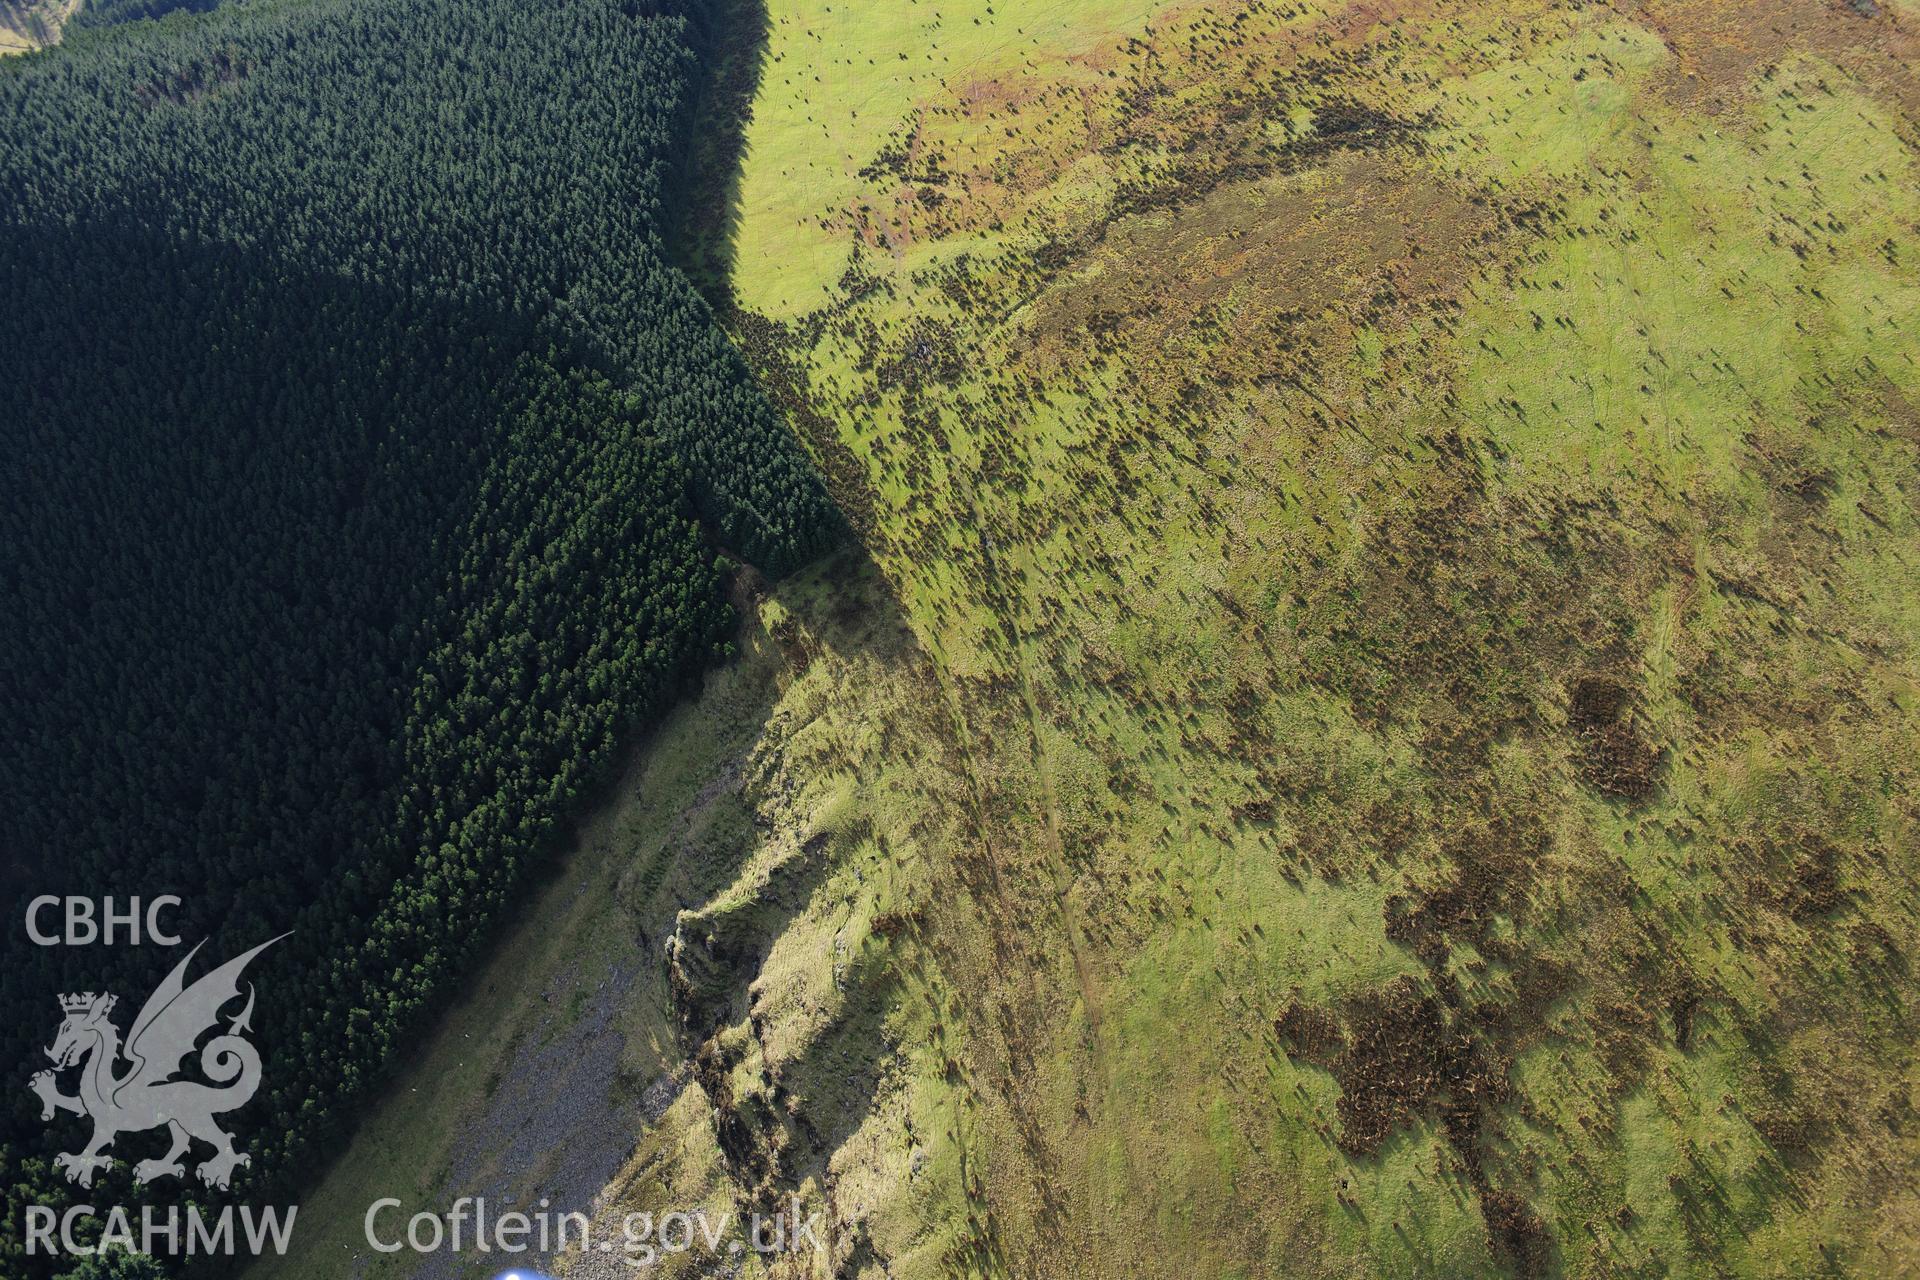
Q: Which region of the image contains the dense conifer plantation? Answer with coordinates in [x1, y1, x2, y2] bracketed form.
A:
[0, 0, 837, 1270]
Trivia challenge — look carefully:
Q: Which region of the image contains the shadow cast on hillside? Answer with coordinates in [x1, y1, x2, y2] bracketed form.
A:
[670, 0, 772, 309]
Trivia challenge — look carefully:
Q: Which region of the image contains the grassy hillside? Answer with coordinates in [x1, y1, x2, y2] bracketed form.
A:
[0, 0, 78, 53]
[273, 0, 1920, 1277]
[714, 0, 1920, 1273]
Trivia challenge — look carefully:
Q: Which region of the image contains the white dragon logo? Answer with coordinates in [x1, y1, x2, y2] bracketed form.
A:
[29, 935, 286, 1191]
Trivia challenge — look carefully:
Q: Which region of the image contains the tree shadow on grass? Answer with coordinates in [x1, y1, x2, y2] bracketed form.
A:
[670, 0, 772, 310]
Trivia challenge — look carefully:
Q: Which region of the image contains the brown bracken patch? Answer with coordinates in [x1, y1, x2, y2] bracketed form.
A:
[1329, 978, 1487, 1156]
[1277, 973, 1555, 1277]
[1274, 992, 1347, 1062]
[1637, 0, 1920, 120]
[1568, 676, 1662, 801]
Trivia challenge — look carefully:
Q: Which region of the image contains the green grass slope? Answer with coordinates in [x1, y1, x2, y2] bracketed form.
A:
[0, 0, 77, 52]
[713, 0, 1920, 1274]
[275, 0, 1920, 1277]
